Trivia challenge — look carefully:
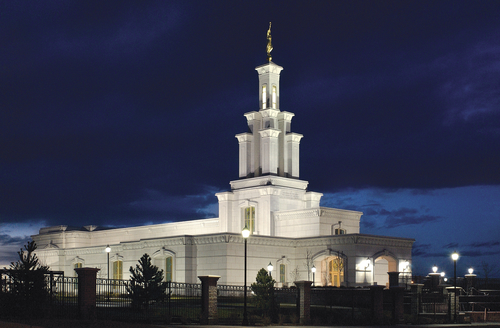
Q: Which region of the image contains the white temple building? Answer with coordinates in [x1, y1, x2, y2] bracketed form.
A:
[32, 42, 414, 288]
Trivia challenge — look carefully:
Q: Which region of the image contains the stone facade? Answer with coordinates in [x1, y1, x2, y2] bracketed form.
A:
[32, 58, 414, 287]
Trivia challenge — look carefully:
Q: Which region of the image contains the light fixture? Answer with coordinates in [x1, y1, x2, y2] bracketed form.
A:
[267, 262, 273, 277]
[432, 265, 438, 273]
[468, 267, 473, 275]
[441, 272, 445, 277]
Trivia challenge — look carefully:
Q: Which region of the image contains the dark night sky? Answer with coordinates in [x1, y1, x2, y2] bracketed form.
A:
[1, 1, 499, 277]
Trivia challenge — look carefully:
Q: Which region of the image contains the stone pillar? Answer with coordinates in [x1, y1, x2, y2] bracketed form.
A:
[465, 274, 476, 294]
[429, 273, 440, 290]
[410, 284, 423, 316]
[370, 285, 385, 324]
[75, 267, 100, 320]
[198, 275, 220, 325]
[446, 286, 460, 323]
[388, 271, 400, 287]
[391, 286, 405, 323]
[295, 281, 312, 324]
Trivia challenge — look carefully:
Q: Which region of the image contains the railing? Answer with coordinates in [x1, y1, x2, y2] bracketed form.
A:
[0, 270, 79, 319]
[166, 281, 202, 323]
[217, 284, 246, 324]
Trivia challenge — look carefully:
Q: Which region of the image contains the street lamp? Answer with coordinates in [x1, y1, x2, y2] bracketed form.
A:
[451, 252, 459, 323]
[311, 265, 316, 287]
[432, 265, 438, 273]
[267, 262, 273, 278]
[105, 245, 111, 280]
[468, 267, 473, 275]
[242, 226, 250, 326]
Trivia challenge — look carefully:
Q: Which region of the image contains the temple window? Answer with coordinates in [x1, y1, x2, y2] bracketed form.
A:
[244, 207, 255, 234]
[166, 256, 173, 282]
[113, 260, 123, 280]
[279, 264, 286, 283]
[262, 84, 267, 109]
[272, 85, 277, 108]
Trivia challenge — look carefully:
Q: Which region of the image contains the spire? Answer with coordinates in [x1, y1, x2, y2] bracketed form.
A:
[266, 22, 273, 62]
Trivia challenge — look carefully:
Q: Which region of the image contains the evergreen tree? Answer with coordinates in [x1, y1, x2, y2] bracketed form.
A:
[5, 241, 50, 318]
[250, 268, 278, 321]
[126, 253, 167, 309]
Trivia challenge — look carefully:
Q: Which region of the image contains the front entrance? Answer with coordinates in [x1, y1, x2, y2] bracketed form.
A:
[373, 255, 397, 288]
[320, 256, 345, 286]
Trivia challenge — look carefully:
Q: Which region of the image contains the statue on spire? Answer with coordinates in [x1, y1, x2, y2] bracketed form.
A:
[266, 22, 273, 62]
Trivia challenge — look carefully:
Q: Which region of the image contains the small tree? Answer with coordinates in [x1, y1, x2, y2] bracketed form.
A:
[251, 268, 277, 321]
[6, 241, 50, 318]
[126, 253, 167, 309]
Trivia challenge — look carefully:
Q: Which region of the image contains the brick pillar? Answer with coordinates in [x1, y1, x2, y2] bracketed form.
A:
[370, 285, 385, 324]
[295, 281, 312, 324]
[75, 267, 100, 320]
[198, 275, 220, 325]
[410, 284, 423, 316]
[446, 286, 460, 322]
[388, 271, 400, 287]
[391, 286, 405, 323]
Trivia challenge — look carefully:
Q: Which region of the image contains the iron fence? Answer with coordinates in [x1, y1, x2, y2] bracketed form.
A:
[217, 284, 246, 324]
[0, 270, 78, 319]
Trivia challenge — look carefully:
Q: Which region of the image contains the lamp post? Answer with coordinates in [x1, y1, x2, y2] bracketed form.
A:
[242, 226, 250, 326]
[451, 252, 459, 323]
[105, 245, 111, 302]
[311, 265, 316, 287]
[267, 262, 273, 278]
[105, 245, 111, 280]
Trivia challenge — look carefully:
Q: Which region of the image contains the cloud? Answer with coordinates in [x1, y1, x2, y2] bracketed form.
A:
[384, 214, 440, 229]
[467, 241, 500, 248]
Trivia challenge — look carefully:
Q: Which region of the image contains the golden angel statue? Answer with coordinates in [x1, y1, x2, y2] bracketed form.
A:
[267, 22, 273, 62]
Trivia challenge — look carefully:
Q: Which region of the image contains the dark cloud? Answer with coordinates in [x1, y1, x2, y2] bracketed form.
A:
[467, 241, 500, 249]
[1, 1, 500, 270]
[383, 213, 441, 229]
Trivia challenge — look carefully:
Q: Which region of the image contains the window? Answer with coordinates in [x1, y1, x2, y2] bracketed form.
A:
[272, 85, 277, 109]
[165, 256, 173, 282]
[244, 207, 255, 234]
[262, 84, 267, 109]
[279, 264, 286, 283]
[335, 228, 346, 235]
[74, 262, 82, 277]
[328, 258, 344, 287]
[113, 260, 123, 280]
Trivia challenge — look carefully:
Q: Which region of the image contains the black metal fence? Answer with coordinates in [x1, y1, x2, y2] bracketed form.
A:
[217, 284, 246, 324]
[310, 287, 372, 325]
[94, 279, 202, 324]
[0, 270, 79, 319]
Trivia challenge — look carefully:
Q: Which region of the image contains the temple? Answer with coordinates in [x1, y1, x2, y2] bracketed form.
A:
[32, 32, 414, 287]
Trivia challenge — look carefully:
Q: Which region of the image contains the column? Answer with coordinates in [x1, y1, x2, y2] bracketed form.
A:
[75, 267, 100, 320]
[198, 275, 221, 325]
[295, 281, 312, 324]
[370, 285, 385, 324]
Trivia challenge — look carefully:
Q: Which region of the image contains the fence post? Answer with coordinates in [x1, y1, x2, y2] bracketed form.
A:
[295, 281, 312, 324]
[75, 268, 100, 320]
[198, 275, 220, 325]
[446, 286, 460, 323]
[410, 283, 423, 317]
[390, 286, 405, 323]
[369, 285, 385, 324]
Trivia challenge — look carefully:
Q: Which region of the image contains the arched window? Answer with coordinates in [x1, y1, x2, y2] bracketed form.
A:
[113, 260, 123, 280]
[272, 85, 277, 109]
[262, 84, 267, 109]
[165, 256, 173, 282]
[328, 258, 344, 287]
[279, 264, 286, 283]
[244, 207, 255, 234]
